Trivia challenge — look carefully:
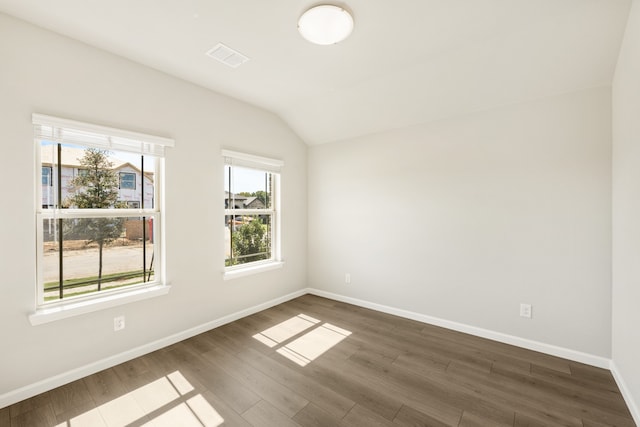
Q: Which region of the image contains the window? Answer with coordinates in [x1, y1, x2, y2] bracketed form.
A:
[223, 150, 283, 276]
[119, 172, 136, 189]
[34, 114, 173, 314]
[42, 166, 52, 186]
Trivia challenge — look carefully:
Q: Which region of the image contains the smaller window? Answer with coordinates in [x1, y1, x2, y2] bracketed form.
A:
[42, 167, 52, 186]
[126, 201, 140, 209]
[119, 172, 136, 190]
[223, 150, 283, 276]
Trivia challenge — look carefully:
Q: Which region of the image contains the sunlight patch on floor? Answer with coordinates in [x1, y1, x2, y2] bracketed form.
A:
[277, 323, 352, 366]
[253, 313, 320, 347]
[54, 370, 224, 427]
[254, 314, 352, 367]
[142, 395, 224, 426]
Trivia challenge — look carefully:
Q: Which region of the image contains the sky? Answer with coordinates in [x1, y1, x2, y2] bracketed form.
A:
[224, 165, 271, 194]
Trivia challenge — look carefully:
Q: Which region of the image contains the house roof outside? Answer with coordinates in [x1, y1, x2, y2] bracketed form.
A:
[243, 197, 265, 209]
[244, 196, 257, 205]
[41, 145, 154, 181]
[224, 191, 247, 201]
[224, 193, 267, 210]
[41, 146, 126, 169]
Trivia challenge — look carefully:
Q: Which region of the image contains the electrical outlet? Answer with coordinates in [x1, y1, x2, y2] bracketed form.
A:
[345, 273, 351, 284]
[520, 304, 532, 319]
[114, 315, 126, 331]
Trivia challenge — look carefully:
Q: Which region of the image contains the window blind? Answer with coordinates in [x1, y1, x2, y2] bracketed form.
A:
[33, 114, 175, 157]
[222, 149, 283, 173]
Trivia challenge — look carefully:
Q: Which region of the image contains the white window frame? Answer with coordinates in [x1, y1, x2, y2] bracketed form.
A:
[223, 149, 283, 280]
[31, 114, 174, 325]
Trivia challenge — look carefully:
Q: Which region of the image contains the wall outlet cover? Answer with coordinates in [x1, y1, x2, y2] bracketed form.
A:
[520, 304, 532, 319]
[114, 316, 126, 331]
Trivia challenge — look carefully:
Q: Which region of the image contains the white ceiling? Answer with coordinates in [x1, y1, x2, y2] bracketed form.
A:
[0, 0, 632, 145]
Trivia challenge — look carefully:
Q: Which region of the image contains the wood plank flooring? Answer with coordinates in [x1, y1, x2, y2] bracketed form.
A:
[1, 294, 635, 426]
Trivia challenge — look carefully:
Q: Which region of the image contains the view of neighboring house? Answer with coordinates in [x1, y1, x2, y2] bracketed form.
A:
[224, 191, 265, 209]
[41, 146, 155, 209]
[243, 196, 265, 209]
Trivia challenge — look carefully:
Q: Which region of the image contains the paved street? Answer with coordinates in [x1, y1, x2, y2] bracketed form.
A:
[42, 243, 154, 282]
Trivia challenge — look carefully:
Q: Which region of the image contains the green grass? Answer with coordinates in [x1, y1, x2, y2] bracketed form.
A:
[43, 270, 155, 301]
[44, 269, 152, 290]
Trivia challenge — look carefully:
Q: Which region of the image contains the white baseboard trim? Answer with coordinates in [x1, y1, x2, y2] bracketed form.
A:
[306, 288, 611, 369]
[610, 360, 640, 425]
[0, 288, 307, 409]
[4, 287, 633, 418]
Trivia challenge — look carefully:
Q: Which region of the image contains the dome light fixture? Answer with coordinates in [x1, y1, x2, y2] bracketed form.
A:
[298, 5, 354, 45]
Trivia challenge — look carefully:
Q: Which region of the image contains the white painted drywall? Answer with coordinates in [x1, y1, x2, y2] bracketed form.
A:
[308, 87, 612, 357]
[0, 13, 307, 396]
[612, 0, 640, 417]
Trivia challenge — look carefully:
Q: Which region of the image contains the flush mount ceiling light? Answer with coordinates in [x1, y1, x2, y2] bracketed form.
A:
[298, 5, 354, 45]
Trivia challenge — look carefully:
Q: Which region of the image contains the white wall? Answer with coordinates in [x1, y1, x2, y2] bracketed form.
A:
[612, 0, 640, 418]
[1, 5, 633, 412]
[0, 13, 307, 398]
[308, 87, 612, 358]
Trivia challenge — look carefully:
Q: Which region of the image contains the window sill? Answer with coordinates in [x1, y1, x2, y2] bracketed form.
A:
[29, 284, 171, 326]
[223, 261, 284, 281]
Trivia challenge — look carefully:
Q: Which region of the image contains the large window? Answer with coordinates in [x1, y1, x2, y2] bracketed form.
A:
[34, 114, 173, 309]
[223, 150, 282, 274]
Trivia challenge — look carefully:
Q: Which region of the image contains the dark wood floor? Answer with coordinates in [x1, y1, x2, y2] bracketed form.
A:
[1, 294, 635, 427]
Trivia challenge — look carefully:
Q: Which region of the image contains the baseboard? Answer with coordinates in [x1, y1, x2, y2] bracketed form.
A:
[306, 288, 611, 369]
[610, 360, 640, 425]
[1, 287, 625, 412]
[0, 288, 307, 409]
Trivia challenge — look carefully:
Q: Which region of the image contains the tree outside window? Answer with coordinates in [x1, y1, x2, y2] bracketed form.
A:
[65, 149, 127, 289]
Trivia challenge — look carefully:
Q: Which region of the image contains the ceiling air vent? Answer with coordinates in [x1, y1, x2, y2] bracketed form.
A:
[206, 43, 250, 68]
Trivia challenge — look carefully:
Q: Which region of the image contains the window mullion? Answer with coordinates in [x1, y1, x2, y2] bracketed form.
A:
[141, 155, 147, 283]
[56, 143, 63, 300]
[228, 165, 234, 264]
